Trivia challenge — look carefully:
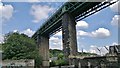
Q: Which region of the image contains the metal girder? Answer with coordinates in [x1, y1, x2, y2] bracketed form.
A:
[41, 17, 62, 35]
[32, 1, 118, 40]
[76, 1, 118, 21]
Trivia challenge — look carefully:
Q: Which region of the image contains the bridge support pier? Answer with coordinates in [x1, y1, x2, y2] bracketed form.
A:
[38, 36, 49, 68]
[62, 12, 78, 67]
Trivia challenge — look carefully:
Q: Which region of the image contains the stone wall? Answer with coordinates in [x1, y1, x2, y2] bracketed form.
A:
[2, 59, 34, 68]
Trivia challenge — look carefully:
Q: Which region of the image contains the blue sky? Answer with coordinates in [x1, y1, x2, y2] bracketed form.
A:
[0, 1, 119, 55]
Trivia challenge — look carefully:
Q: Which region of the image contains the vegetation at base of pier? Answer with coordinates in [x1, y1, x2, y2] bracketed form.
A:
[49, 49, 97, 67]
[49, 49, 69, 67]
[2, 32, 42, 68]
[0, 44, 2, 51]
[49, 49, 63, 58]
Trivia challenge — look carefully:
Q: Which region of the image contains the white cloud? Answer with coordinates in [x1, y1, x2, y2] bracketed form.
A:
[77, 30, 90, 36]
[54, 31, 62, 36]
[31, 5, 54, 23]
[83, 49, 88, 52]
[27, 0, 67, 2]
[77, 28, 111, 39]
[1, 29, 35, 43]
[88, 42, 119, 55]
[49, 36, 62, 50]
[20, 29, 35, 37]
[90, 45, 97, 48]
[112, 42, 118, 45]
[76, 21, 89, 29]
[0, 3, 14, 22]
[111, 15, 120, 27]
[91, 28, 110, 38]
[13, 29, 35, 37]
[50, 36, 59, 42]
[100, 47, 109, 55]
[89, 49, 97, 54]
[89, 45, 109, 55]
[78, 43, 118, 56]
[28, 0, 39, 2]
[89, 45, 98, 54]
[13, 30, 18, 33]
[110, 1, 120, 13]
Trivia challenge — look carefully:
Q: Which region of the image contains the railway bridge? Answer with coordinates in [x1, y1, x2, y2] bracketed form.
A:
[32, 0, 118, 68]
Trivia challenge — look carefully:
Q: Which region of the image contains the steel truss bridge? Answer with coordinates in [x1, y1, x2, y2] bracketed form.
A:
[32, 0, 118, 39]
[32, 0, 119, 68]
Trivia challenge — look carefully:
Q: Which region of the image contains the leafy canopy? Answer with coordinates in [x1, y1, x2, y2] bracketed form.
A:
[2, 32, 39, 60]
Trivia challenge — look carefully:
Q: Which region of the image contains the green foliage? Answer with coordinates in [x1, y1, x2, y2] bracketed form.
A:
[49, 49, 97, 67]
[55, 59, 68, 66]
[49, 49, 68, 67]
[0, 44, 2, 51]
[2, 32, 42, 68]
[49, 53, 53, 58]
[56, 52, 67, 66]
[49, 49, 63, 57]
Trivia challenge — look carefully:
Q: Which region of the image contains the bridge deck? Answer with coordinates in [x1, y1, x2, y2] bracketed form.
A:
[32, 1, 117, 40]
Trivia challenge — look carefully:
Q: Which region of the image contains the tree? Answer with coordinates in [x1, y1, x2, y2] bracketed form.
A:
[2, 32, 42, 68]
[49, 49, 68, 67]
[58, 53, 64, 60]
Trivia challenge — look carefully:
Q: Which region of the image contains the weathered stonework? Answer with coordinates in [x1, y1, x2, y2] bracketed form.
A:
[62, 12, 78, 66]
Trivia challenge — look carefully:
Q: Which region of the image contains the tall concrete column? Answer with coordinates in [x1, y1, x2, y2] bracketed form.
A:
[62, 12, 78, 65]
[38, 35, 49, 68]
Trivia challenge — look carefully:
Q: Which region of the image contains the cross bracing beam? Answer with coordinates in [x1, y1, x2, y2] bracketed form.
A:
[76, 1, 118, 21]
[32, 1, 118, 40]
[49, 26, 62, 37]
